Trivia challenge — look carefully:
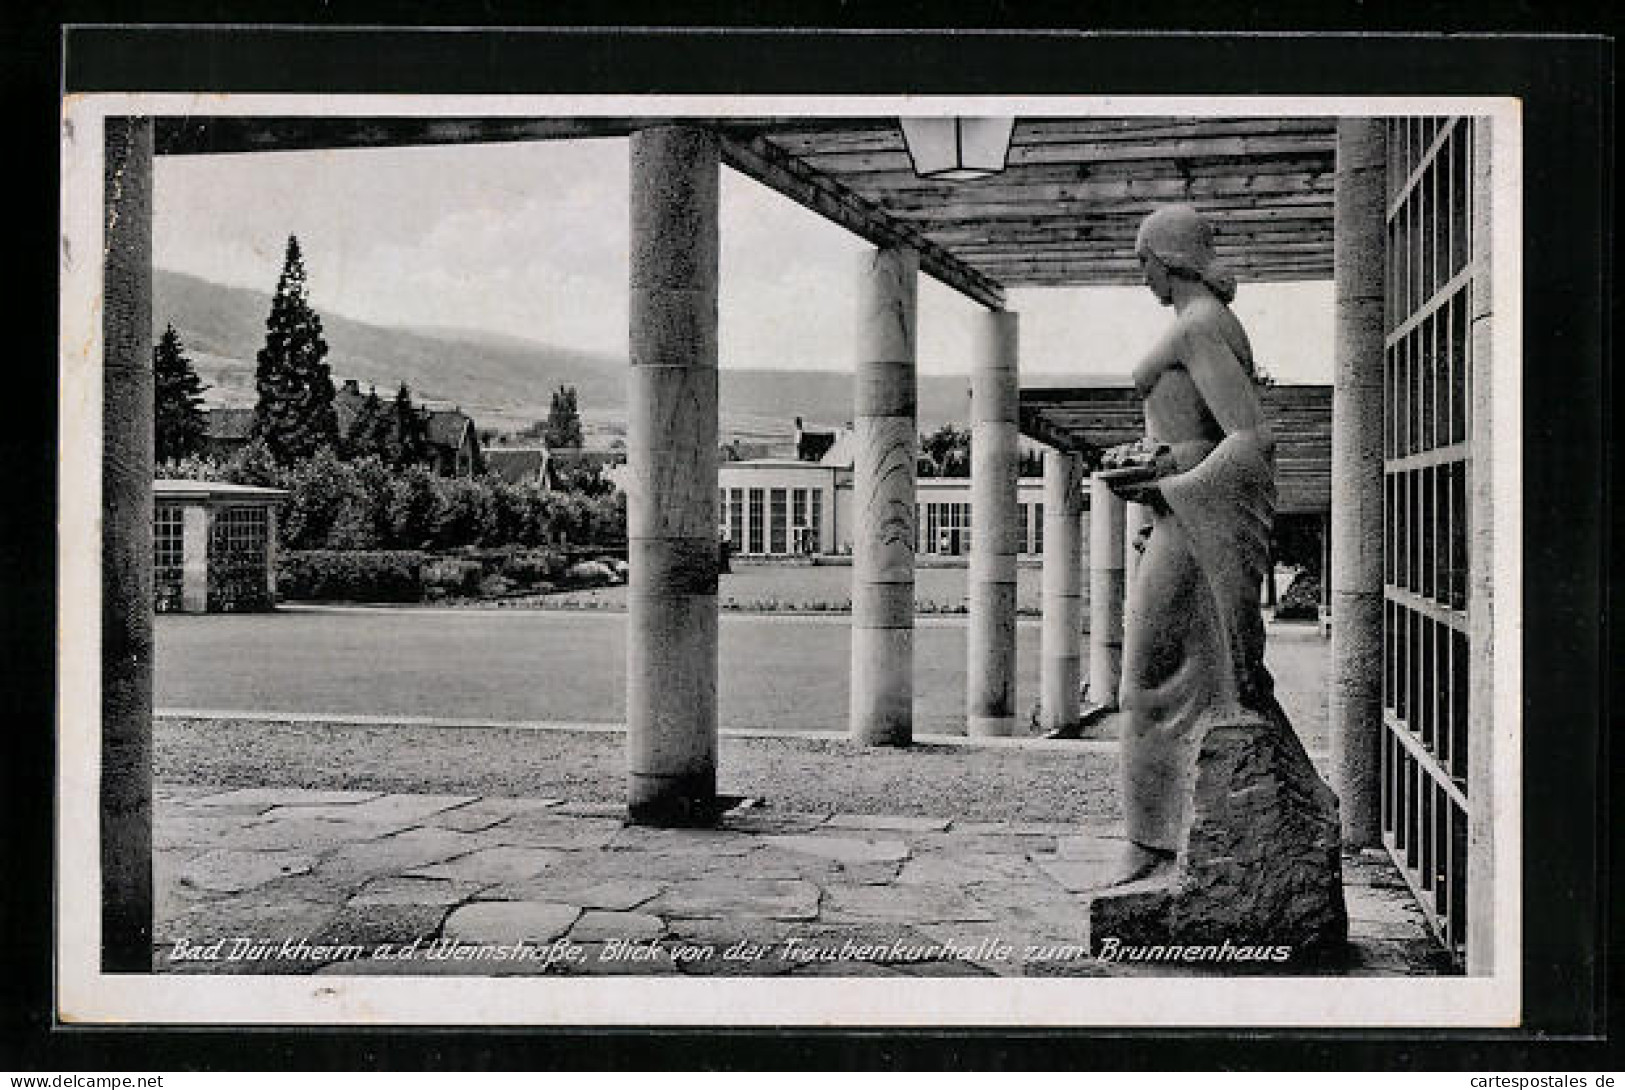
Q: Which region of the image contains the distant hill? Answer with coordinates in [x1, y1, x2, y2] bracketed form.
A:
[153, 268, 1125, 443]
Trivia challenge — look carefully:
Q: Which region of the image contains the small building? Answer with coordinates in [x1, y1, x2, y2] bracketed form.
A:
[422, 407, 484, 477]
[153, 479, 287, 613]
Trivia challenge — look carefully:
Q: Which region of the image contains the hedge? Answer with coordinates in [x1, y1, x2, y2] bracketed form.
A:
[279, 550, 426, 602]
[160, 440, 626, 554]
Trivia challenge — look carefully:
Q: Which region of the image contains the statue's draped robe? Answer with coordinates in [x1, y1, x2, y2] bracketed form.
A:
[1119, 366, 1284, 851]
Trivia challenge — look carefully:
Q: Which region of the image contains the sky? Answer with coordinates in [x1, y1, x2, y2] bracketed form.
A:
[154, 137, 1334, 383]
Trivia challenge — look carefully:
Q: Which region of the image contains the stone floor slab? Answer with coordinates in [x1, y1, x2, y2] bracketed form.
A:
[821, 883, 996, 924]
[1033, 856, 1121, 894]
[646, 879, 821, 921]
[409, 846, 568, 885]
[604, 826, 758, 856]
[489, 812, 624, 851]
[349, 875, 479, 908]
[442, 901, 580, 944]
[897, 852, 1042, 886]
[568, 910, 666, 943]
[834, 862, 904, 885]
[175, 849, 319, 893]
[262, 793, 478, 828]
[318, 826, 493, 884]
[486, 878, 665, 912]
[191, 787, 383, 811]
[762, 834, 910, 865]
[424, 797, 563, 832]
[155, 810, 267, 850]
[216, 813, 397, 852]
[306, 903, 450, 950]
[157, 894, 340, 948]
[825, 813, 951, 834]
[719, 810, 832, 834]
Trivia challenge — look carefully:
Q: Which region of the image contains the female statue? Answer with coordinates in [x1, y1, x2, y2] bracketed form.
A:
[1103, 204, 1291, 886]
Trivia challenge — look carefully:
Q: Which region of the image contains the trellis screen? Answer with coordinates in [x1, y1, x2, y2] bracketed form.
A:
[1381, 115, 1479, 963]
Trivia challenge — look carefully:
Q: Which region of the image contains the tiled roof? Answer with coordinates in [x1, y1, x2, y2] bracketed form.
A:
[204, 407, 256, 441]
[484, 447, 549, 484]
[423, 409, 471, 451]
[548, 449, 625, 470]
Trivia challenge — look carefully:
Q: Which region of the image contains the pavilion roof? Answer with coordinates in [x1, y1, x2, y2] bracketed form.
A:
[155, 114, 1337, 308]
[1019, 383, 1332, 515]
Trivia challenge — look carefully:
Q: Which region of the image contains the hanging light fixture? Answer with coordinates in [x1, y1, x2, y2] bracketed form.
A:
[898, 117, 1016, 181]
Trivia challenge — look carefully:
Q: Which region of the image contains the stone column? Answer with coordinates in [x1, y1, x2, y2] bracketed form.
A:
[1087, 475, 1127, 710]
[967, 309, 1020, 737]
[1329, 117, 1388, 847]
[1038, 450, 1086, 734]
[849, 246, 918, 746]
[102, 115, 154, 971]
[1465, 117, 1495, 976]
[626, 126, 720, 825]
[180, 504, 211, 613]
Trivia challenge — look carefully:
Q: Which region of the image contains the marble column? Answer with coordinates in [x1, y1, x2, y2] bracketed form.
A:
[626, 126, 720, 824]
[102, 115, 154, 971]
[967, 309, 1020, 737]
[849, 246, 919, 746]
[1038, 450, 1086, 734]
[1087, 475, 1127, 710]
[1466, 117, 1496, 976]
[1329, 117, 1388, 847]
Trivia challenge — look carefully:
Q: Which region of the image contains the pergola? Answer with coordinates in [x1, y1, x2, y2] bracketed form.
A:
[104, 111, 1490, 969]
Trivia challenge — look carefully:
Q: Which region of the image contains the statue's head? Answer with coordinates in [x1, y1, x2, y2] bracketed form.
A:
[1134, 204, 1237, 305]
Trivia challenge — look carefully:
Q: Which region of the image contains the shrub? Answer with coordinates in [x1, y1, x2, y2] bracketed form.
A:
[280, 448, 354, 550]
[423, 557, 484, 597]
[387, 464, 442, 550]
[278, 549, 426, 602]
[501, 549, 565, 585]
[435, 476, 498, 549]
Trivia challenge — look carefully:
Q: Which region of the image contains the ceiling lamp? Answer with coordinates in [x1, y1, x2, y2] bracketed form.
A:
[898, 117, 1016, 181]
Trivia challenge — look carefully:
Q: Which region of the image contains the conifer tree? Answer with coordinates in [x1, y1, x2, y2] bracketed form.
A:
[253, 235, 338, 462]
[387, 383, 430, 469]
[153, 323, 209, 462]
[342, 385, 390, 460]
[544, 384, 584, 449]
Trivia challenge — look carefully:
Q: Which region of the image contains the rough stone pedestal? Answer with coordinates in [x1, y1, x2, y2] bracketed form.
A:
[1089, 712, 1348, 957]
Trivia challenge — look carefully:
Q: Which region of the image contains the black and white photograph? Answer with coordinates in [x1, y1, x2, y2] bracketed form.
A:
[49, 27, 1602, 1041]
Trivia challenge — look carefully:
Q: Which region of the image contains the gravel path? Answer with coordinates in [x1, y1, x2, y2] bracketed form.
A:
[155, 718, 1122, 825]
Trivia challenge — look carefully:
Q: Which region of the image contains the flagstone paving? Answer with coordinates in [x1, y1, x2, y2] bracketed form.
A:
[151, 781, 1457, 979]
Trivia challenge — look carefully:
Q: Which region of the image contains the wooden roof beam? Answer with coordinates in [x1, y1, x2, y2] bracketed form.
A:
[719, 133, 1006, 311]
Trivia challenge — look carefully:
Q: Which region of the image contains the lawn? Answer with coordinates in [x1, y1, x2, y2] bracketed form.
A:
[155, 606, 1330, 747]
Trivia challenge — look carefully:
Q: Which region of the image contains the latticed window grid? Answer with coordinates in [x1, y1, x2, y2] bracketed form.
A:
[207, 505, 270, 612]
[1381, 115, 1476, 963]
[768, 488, 788, 554]
[153, 504, 185, 612]
[746, 489, 765, 554]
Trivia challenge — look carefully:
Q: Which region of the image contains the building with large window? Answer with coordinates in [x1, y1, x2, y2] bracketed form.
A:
[718, 447, 1048, 560]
